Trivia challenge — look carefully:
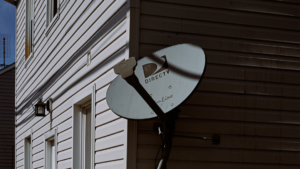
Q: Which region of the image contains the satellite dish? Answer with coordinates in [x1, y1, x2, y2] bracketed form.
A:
[106, 43, 206, 120]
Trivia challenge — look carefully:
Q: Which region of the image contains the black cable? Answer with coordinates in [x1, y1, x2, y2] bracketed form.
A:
[155, 126, 168, 169]
[154, 144, 163, 168]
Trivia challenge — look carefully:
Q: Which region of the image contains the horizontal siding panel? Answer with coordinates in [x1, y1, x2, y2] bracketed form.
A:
[95, 119, 126, 139]
[197, 78, 300, 98]
[95, 160, 125, 169]
[16, 0, 126, 105]
[57, 148, 72, 161]
[57, 128, 72, 143]
[138, 118, 300, 138]
[32, 123, 50, 141]
[52, 100, 72, 119]
[95, 146, 124, 163]
[95, 69, 118, 91]
[52, 42, 126, 111]
[32, 136, 44, 149]
[200, 64, 300, 85]
[140, 30, 300, 58]
[185, 91, 300, 112]
[52, 109, 72, 129]
[149, 0, 300, 17]
[137, 145, 300, 164]
[33, 143, 44, 155]
[57, 158, 72, 169]
[95, 132, 125, 151]
[140, 1, 300, 31]
[96, 100, 110, 115]
[138, 131, 300, 152]
[137, 160, 300, 169]
[16, 153, 24, 162]
[57, 138, 72, 152]
[95, 110, 120, 127]
[96, 85, 109, 102]
[178, 105, 300, 125]
[32, 158, 43, 168]
[32, 150, 44, 162]
[57, 118, 72, 134]
[140, 15, 300, 44]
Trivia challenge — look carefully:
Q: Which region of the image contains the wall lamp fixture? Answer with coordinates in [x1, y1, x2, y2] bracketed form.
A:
[35, 100, 46, 116]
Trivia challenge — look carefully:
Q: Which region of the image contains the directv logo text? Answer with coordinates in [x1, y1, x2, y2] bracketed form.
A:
[143, 55, 170, 84]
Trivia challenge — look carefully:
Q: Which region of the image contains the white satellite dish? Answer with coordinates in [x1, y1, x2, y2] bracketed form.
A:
[106, 43, 206, 120]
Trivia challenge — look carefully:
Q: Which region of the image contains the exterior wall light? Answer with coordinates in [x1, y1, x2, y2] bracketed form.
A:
[46, 99, 52, 113]
[35, 100, 46, 116]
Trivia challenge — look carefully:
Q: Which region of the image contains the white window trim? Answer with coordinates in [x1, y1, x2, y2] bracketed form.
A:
[45, 0, 60, 36]
[25, 0, 34, 66]
[24, 129, 32, 169]
[72, 85, 95, 169]
[44, 129, 57, 169]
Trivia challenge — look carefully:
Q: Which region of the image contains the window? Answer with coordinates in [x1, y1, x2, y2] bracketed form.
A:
[25, 0, 34, 60]
[46, 0, 59, 35]
[72, 89, 95, 169]
[73, 101, 93, 169]
[44, 129, 57, 169]
[81, 106, 92, 169]
[24, 131, 32, 169]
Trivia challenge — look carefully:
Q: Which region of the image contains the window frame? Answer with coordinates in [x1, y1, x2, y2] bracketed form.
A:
[44, 129, 58, 169]
[45, 0, 60, 36]
[25, 0, 34, 63]
[72, 86, 95, 169]
[24, 130, 32, 169]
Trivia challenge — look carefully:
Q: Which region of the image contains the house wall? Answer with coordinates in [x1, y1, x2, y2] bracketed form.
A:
[0, 64, 15, 169]
[15, 0, 130, 169]
[136, 0, 300, 168]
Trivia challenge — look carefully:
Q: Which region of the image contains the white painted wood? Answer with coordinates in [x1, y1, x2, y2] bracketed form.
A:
[32, 150, 44, 162]
[17, 153, 24, 162]
[32, 136, 44, 149]
[52, 109, 72, 129]
[57, 128, 72, 143]
[95, 100, 110, 115]
[95, 119, 126, 139]
[52, 101, 72, 119]
[95, 85, 109, 103]
[16, 0, 121, 104]
[32, 123, 50, 140]
[95, 69, 118, 91]
[95, 110, 120, 127]
[57, 148, 72, 161]
[32, 142, 44, 155]
[16, 147, 23, 156]
[57, 158, 72, 168]
[57, 138, 72, 152]
[95, 146, 124, 163]
[95, 132, 125, 151]
[32, 158, 44, 169]
[56, 118, 72, 133]
[95, 160, 124, 169]
[16, 1, 130, 169]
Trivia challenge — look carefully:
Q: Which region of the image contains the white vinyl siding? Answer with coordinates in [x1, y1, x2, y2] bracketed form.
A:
[15, 1, 129, 169]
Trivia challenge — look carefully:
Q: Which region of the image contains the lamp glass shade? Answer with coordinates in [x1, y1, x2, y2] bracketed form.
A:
[35, 101, 45, 116]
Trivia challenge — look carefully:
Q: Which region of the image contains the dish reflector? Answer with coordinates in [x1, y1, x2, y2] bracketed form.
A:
[106, 44, 206, 120]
